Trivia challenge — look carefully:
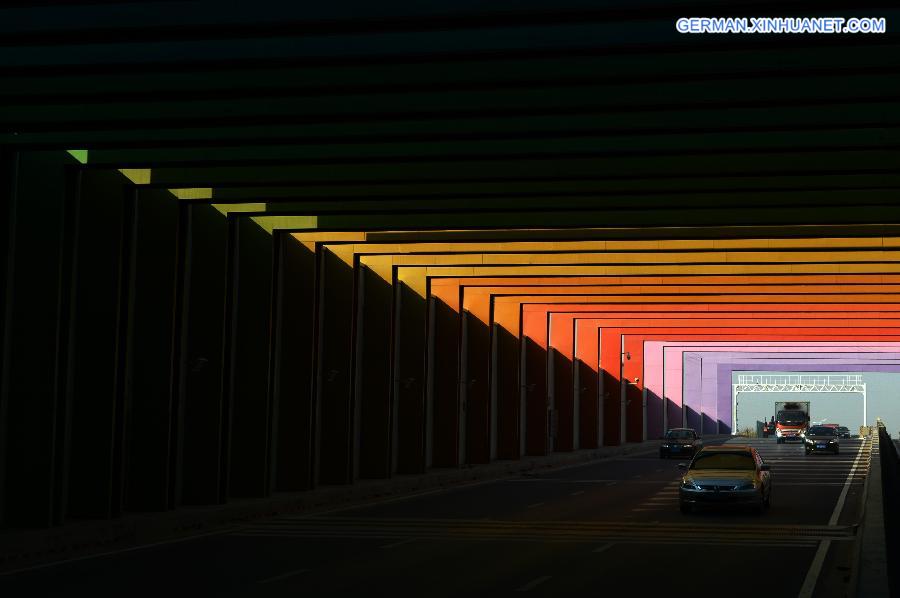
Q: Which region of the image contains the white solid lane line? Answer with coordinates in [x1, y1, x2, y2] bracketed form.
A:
[797, 437, 868, 598]
[779, 482, 865, 487]
[828, 441, 868, 526]
[258, 568, 310, 584]
[380, 538, 418, 549]
[507, 479, 668, 484]
[516, 576, 552, 592]
[0, 527, 239, 577]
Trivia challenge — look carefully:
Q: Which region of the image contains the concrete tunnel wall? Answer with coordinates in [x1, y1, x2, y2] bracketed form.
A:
[413, 273, 900, 466]
[0, 4, 897, 571]
[559, 315, 900, 447]
[6, 152, 900, 531]
[6, 156, 900, 529]
[521, 304, 900, 449]
[534, 315, 900, 450]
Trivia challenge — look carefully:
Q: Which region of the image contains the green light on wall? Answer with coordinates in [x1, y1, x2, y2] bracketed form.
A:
[212, 203, 267, 216]
[208, 205, 317, 234]
[250, 215, 317, 233]
[66, 149, 89, 164]
[170, 188, 213, 200]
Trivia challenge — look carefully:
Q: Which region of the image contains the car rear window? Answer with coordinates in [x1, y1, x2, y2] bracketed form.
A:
[690, 452, 756, 471]
[808, 426, 836, 435]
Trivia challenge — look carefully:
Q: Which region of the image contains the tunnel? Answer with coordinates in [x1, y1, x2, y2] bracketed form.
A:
[1, 1, 899, 596]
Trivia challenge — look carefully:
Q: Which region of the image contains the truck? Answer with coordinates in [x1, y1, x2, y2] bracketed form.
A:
[774, 401, 810, 444]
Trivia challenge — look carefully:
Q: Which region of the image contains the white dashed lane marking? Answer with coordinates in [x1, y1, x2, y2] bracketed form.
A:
[258, 568, 310, 584]
[516, 576, 552, 592]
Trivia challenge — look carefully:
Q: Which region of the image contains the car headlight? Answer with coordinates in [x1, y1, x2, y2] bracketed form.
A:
[683, 444, 693, 448]
[805, 437, 814, 444]
[775, 429, 782, 436]
[661, 444, 669, 448]
[681, 480, 698, 490]
[828, 439, 836, 444]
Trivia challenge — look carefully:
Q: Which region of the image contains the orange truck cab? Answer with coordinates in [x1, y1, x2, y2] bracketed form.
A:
[775, 401, 810, 444]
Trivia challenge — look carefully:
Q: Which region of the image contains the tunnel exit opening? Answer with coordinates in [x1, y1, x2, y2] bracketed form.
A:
[732, 374, 866, 435]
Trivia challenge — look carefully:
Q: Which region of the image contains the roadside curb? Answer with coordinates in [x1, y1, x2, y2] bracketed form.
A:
[0, 437, 701, 574]
[847, 435, 872, 598]
[853, 432, 890, 596]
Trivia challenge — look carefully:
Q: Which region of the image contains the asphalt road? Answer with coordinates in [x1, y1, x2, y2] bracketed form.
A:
[0, 437, 871, 597]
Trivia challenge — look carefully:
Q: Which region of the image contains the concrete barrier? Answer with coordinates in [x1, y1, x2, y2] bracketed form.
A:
[854, 424, 896, 596]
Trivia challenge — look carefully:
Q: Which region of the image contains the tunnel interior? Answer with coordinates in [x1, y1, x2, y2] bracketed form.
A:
[1, 2, 898, 595]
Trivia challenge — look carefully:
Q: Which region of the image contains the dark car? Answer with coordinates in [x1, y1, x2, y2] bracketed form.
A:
[660, 428, 702, 459]
[836, 426, 851, 439]
[678, 446, 772, 514]
[804, 425, 840, 454]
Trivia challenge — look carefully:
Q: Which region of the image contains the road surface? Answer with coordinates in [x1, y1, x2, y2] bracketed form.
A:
[0, 437, 871, 597]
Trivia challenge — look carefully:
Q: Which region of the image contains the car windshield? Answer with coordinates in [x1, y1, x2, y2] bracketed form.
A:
[690, 452, 756, 471]
[777, 410, 806, 424]
[665, 430, 694, 439]
[808, 426, 835, 436]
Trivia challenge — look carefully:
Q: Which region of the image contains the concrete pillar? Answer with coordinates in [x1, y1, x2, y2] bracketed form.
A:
[121, 189, 180, 511]
[178, 203, 229, 505]
[600, 328, 623, 446]
[393, 280, 427, 473]
[315, 246, 355, 484]
[549, 314, 575, 452]
[0, 150, 11, 527]
[354, 265, 393, 478]
[222, 216, 274, 498]
[622, 335, 646, 442]
[574, 320, 600, 449]
[494, 303, 521, 459]
[0, 151, 74, 527]
[64, 168, 131, 519]
[522, 309, 549, 455]
[270, 233, 317, 491]
[460, 294, 491, 464]
[429, 285, 461, 467]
